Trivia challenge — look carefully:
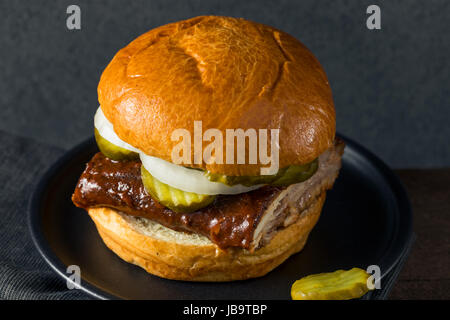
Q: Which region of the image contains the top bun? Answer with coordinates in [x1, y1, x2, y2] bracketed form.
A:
[98, 16, 335, 176]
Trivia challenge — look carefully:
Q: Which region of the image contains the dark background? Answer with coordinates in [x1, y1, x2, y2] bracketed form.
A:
[0, 0, 448, 168]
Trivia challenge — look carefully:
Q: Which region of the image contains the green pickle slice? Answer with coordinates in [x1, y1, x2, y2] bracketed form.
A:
[291, 268, 373, 300]
[141, 166, 216, 213]
[271, 159, 318, 186]
[94, 128, 139, 161]
[204, 159, 318, 187]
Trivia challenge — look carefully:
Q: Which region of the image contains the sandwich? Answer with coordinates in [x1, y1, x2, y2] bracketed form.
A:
[72, 16, 344, 281]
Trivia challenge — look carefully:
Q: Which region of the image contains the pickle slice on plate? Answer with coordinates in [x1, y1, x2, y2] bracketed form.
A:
[291, 268, 372, 300]
[204, 159, 318, 187]
[141, 166, 216, 213]
[95, 128, 139, 161]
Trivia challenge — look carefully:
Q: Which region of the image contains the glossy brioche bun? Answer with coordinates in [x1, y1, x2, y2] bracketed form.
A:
[87, 192, 325, 281]
[98, 16, 335, 176]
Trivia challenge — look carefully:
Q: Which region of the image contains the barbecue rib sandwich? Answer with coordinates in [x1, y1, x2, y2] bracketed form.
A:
[72, 16, 344, 281]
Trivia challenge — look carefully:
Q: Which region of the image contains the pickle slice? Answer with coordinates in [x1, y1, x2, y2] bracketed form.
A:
[95, 128, 139, 161]
[141, 166, 216, 213]
[271, 159, 318, 186]
[204, 159, 318, 187]
[204, 170, 281, 187]
[291, 268, 372, 300]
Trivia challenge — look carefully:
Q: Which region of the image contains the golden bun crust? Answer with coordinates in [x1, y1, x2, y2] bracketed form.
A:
[98, 16, 335, 176]
[87, 192, 325, 281]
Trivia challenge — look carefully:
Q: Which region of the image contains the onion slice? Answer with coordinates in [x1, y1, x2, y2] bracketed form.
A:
[140, 153, 263, 195]
[94, 107, 140, 153]
[95, 106, 264, 195]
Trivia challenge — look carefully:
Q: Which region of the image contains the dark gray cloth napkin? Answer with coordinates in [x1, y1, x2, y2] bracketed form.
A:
[0, 130, 90, 299]
[0, 130, 411, 300]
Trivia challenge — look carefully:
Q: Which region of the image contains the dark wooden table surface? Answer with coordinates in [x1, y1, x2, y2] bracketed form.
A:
[389, 169, 450, 299]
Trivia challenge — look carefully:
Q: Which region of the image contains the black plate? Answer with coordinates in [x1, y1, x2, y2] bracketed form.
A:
[28, 134, 412, 300]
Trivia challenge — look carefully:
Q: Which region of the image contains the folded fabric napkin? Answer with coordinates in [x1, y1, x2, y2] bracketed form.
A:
[0, 130, 90, 299]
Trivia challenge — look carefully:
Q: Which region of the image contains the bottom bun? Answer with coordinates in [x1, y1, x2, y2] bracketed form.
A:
[88, 192, 326, 282]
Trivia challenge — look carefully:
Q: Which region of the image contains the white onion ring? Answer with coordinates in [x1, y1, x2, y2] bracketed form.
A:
[140, 153, 263, 195]
[95, 106, 263, 195]
[94, 107, 140, 153]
